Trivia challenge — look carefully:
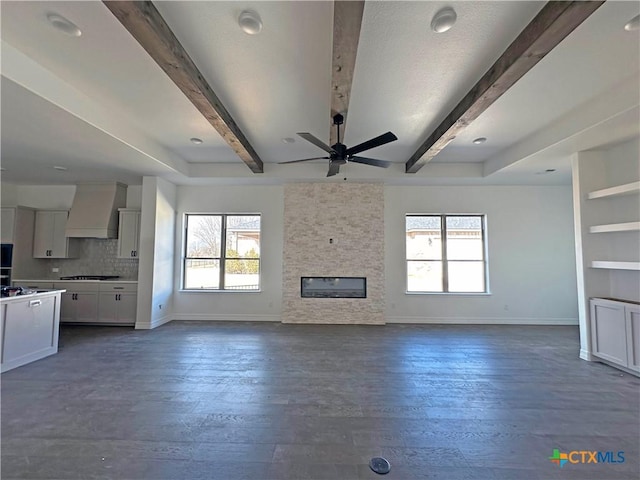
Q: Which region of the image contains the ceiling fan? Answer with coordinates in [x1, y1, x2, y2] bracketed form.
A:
[279, 113, 397, 177]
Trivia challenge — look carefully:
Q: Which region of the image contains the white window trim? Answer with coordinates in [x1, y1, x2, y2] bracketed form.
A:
[405, 213, 490, 295]
[182, 213, 262, 292]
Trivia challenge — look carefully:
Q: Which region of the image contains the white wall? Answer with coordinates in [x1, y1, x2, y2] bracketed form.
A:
[135, 177, 176, 329]
[385, 185, 578, 324]
[172, 185, 283, 322]
[0, 184, 141, 209]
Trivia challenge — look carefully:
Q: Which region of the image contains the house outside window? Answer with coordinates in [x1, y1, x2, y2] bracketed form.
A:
[406, 214, 488, 293]
[183, 214, 261, 291]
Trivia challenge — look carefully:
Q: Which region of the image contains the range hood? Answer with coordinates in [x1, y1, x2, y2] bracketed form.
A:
[65, 183, 127, 238]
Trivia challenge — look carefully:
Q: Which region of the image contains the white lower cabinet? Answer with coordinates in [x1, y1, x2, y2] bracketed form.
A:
[625, 305, 640, 373]
[1, 291, 62, 372]
[59, 283, 99, 323]
[52, 281, 137, 326]
[98, 283, 137, 325]
[590, 298, 640, 375]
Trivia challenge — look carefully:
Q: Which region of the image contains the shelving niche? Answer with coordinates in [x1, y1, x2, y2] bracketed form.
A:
[587, 181, 640, 271]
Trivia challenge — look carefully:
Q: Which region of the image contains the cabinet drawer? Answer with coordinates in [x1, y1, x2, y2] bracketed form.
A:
[53, 282, 100, 292]
[99, 283, 138, 293]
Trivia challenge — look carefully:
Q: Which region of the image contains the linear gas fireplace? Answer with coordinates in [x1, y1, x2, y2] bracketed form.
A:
[301, 277, 366, 298]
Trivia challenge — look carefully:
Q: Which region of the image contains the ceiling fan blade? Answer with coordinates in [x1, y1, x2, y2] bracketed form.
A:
[297, 133, 335, 154]
[345, 131, 398, 156]
[326, 162, 341, 177]
[278, 157, 329, 164]
[349, 156, 392, 168]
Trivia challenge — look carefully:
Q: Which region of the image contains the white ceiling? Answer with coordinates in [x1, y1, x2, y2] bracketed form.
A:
[1, 1, 638, 187]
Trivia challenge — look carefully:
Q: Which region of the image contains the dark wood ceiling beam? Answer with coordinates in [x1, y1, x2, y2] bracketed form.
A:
[405, 1, 605, 174]
[103, 1, 263, 173]
[330, 0, 365, 146]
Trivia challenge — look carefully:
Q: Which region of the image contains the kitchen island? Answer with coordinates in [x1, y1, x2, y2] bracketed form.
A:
[0, 289, 65, 373]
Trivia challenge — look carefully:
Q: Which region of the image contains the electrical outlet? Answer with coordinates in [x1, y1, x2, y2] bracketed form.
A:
[52, 267, 59, 273]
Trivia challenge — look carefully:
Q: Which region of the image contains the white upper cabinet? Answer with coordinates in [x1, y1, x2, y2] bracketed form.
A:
[1, 207, 16, 243]
[117, 209, 141, 259]
[33, 210, 78, 258]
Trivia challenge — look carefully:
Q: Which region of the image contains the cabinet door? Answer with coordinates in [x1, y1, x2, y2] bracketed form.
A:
[3, 296, 56, 365]
[74, 292, 99, 322]
[49, 211, 70, 258]
[59, 292, 76, 323]
[33, 211, 55, 258]
[625, 306, 640, 373]
[98, 292, 119, 323]
[590, 300, 628, 366]
[117, 293, 137, 325]
[117, 211, 140, 258]
[1, 207, 16, 243]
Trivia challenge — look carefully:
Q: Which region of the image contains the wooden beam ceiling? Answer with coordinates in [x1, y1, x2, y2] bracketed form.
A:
[103, 1, 263, 173]
[330, 0, 365, 146]
[405, 1, 605, 174]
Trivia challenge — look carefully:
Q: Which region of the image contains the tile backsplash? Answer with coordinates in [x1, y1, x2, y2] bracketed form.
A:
[20, 238, 139, 280]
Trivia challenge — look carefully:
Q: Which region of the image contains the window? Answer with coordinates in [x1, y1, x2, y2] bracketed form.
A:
[183, 214, 261, 291]
[406, 215, 487, 293]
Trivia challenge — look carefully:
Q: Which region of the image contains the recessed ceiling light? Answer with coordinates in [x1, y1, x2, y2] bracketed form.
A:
[472, 137, 487, 144]
[47, 13, 82, 37]
[53, 166, 68, 171]
[238, 10, 263, 35]
[431, 7, 457, 33]
[624, 14, 640, 31]
[190, 137, 203, 145]
[282, 137, 295, 144]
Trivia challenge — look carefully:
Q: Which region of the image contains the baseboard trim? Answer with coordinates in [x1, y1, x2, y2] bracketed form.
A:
[135, 314, 173, 330]
[173, 314, 281, 322]
[385, 316, 579, 325]
[580, 348, 594, 361]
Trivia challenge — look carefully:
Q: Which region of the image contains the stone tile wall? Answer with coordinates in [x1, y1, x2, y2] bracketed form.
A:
[282, 183, 384, 324]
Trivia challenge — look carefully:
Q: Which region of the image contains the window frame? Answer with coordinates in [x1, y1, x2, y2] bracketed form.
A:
[405, 214, 489, 294]
[182, 213, 261, 292]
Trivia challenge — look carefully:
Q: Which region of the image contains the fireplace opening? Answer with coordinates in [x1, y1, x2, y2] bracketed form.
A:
[301, 277, 366, 298]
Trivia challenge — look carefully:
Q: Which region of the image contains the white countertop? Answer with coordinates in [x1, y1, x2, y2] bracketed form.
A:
[0, 289, 66, 304]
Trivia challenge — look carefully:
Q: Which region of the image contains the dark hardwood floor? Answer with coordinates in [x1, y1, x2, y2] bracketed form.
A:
[1, 322, 639, 479]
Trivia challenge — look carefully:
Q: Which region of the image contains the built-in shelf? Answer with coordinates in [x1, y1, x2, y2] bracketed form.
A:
[589, 222, 640, 233]
[587, 181, 640, 200]
[591, 261, 640, 271]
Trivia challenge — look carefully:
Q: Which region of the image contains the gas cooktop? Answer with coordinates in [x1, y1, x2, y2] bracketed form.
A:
[59, 275, 120, 281]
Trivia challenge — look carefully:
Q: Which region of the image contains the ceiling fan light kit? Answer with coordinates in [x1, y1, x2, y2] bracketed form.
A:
[280, 113, 397, 177]
[238, 10, 263, 35]
[431, 7, 457, 34]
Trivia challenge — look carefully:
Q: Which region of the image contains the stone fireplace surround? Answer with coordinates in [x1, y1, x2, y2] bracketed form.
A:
[282, 183, 384, 324]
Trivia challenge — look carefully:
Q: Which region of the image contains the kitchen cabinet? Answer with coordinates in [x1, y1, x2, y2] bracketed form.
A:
[59, 282, 99, 323]
[117, 209, 141, 259]
[33, 210, 78, 259]
[1, 290, 63, 372]
[1, 207, 16, 243]
[12, 280, 137, 326]
[2, 207, 36, 284]
[590, 298, 640, 375]
[98, 283, 137, 325]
